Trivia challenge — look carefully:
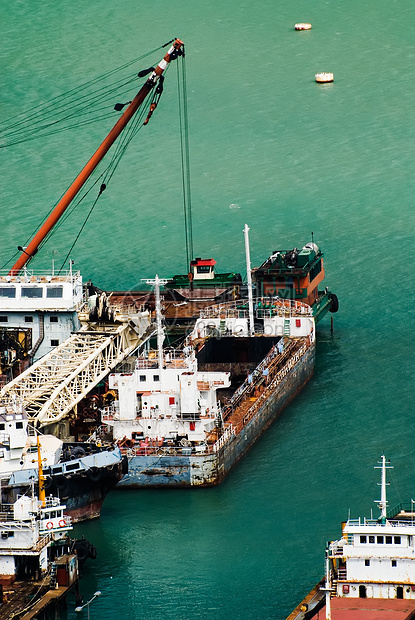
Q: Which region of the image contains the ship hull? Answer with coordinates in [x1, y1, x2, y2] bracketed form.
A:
[117, 341, 315, 488]
[3, 447, 126, 523]
[45, 465, 124, 522]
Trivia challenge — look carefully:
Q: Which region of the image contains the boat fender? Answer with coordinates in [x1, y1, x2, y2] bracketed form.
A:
[59, 519, 66, 528]
[44, 476, 53, 492]
[88, 467, 102, 482]
[46, 522, 53, 530]
[329, 293, 339, 313]
[54, 475, 66, 489]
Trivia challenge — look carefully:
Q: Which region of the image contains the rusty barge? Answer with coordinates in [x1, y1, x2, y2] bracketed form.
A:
[99, 286, 316, 487]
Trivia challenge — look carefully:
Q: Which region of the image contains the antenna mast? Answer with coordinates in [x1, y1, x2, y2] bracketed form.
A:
[375, 454, 392, 522]
[144, 275, 168, 371]
[243, 224, 255, 337]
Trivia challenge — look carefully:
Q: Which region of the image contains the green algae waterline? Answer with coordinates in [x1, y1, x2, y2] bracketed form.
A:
[1, 0, 415, 617]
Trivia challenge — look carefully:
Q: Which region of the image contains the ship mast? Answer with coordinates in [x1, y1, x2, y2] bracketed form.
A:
[375, 454, 392, 523]
[9, 38, 184, 276]
[144, 275, 168, 370]
[243, 224, 255, 337]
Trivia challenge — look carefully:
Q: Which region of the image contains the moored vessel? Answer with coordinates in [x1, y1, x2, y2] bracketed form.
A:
[0, 491, 72, 586]
[0, 396, 125, 522]
[100, 270, 316, 487]
[288, 456, 415, 619]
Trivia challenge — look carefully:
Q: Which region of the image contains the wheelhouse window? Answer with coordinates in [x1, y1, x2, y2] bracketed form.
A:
[394, 536, 401, 544]
[196, 265, 211, 274]
[377, 536, 384, 544]
[386, 536, 393, 544]
[46, 286, 63, 298]
[22, 287, 43, 298]
[360, 535, 367, 543]
[369, 536, 375, 543]
[0, 316, 8, 322]
[0, 287, 16, 298]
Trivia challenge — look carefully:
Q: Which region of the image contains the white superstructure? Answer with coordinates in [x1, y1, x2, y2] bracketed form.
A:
[0, 493, 72, 583]
[0, 268, 83, 362]
[326, 456, 415, 606]
[193, 298, 315, 340]
[106, 348, 230, 447]
[0, 397, 62, 476]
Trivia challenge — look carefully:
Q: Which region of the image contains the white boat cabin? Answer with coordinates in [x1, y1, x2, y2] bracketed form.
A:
[192, 298, 315, 340]
[0, 494, 71, 584]
[190, 258, 216, 280]
[0, 399, 62, 476]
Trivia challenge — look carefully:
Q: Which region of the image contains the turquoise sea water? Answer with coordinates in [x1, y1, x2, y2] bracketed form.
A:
[1, 1, 415, 618]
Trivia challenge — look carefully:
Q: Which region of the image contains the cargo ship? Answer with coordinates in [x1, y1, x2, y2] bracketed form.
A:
[288, 456, 415, 620]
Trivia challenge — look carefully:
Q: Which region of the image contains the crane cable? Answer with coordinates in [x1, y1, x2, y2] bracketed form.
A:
[177, 50, 193, 271]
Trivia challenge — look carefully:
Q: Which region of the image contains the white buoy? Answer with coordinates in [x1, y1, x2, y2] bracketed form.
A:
[315, 72, 334, 83]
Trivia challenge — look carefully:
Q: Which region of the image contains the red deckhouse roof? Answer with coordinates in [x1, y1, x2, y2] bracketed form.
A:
[190, 258, 216, 267]
[331, 597, 415, 619]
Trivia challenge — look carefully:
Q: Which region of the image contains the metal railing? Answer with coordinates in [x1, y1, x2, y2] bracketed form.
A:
[347, 517, 415, 528]
[0, 268, 81, 282]
[199, 297, 313, 320]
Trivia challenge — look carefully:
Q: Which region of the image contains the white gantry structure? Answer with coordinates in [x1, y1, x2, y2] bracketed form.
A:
[0, 318, 153, 428]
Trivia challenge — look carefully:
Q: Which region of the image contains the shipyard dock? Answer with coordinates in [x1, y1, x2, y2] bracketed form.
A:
[0, 554, 80, 619]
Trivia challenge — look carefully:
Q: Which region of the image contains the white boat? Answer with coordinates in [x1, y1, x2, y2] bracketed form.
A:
[288, 456, 415, 619]
[0, 396, 125, 522]
[0, 491, 72, 585]
[315, 72, 334, 83]
[295, 23, 312, 31]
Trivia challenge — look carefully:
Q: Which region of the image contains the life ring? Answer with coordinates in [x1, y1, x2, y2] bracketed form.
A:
[59, 519, 66, 528]
[46, 521, 53, 530]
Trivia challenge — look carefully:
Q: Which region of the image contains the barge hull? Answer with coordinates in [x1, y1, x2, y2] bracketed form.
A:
[117, 341, 315, 488]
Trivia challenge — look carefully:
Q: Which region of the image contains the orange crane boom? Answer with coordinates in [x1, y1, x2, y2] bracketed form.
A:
[9, 38, 184, 275]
